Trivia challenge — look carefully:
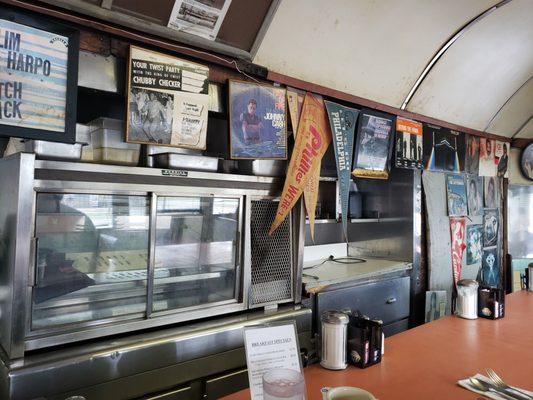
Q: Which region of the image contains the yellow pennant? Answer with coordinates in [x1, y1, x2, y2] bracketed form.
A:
[269, 93, 331, 236]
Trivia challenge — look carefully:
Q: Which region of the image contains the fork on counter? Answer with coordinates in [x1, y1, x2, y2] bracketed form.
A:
[486, 368, 533, 400]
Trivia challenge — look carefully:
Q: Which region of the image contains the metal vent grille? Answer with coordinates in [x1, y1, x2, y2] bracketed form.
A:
[250, 200, 293, 306]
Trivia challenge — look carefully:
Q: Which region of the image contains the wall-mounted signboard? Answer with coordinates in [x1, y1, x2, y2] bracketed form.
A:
[126, 45, 209, 149]
[0, 8, 79, 143]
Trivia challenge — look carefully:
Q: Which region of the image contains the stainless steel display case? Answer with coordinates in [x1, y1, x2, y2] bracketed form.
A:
[0, 153, 304, 360]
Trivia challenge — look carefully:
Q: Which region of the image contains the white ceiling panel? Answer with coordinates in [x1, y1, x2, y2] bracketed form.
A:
[406, 0, 533, 134]
[486, 77, 533, 137]
[514, 117, 533, 139]
[253, 0, 499, 108]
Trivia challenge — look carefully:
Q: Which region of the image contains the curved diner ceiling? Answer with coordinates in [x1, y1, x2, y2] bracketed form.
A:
[253, 0, 533, 139]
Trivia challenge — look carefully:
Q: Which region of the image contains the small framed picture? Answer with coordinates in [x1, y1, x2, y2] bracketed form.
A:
[229, 80, 287, 160]
[0, 8, 79, 143]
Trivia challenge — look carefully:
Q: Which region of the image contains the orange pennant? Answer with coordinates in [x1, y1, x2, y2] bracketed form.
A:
[269, 93, 332, 235]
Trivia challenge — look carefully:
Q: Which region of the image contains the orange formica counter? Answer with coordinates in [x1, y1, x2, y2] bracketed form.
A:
[222, 291, 533, 400]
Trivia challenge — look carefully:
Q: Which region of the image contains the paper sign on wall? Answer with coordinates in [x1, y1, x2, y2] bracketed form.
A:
[269, 93, 331, 235]
[325, 101, 358, 241]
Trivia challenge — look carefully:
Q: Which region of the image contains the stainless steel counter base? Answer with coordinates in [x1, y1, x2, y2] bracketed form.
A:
[0, 305, 312, 400]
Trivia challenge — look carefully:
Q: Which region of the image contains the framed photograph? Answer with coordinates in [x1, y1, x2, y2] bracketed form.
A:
[423, 124, 465, 172]
[0, 8, 79, 143]
[465, 135, 480, 175]
[483, 208, 499, 247]
[484, 176, 500, 209]
[520, 142, 533, 181]
[466, 224, 483, 266]
[494, 141, 509, 178]
[167, 0, 232, 41]
[229, 80, 287, 160]
[479, 138, 497, 177]
[466, 175, 483, 216]
[352, 108, 395, 179]
[126, 45, 209, 149]
[481, 246, 500, 288]
[446, 174, 467, 217]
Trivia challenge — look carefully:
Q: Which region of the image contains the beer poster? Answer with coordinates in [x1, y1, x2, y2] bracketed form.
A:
[325, 100, 359, 241]
[229, 80, 287, 159]
[269, 93, 331, 235]
[126, 45, 209, 149]
[352, 109, 395, 179]
[450, 217, 466, 288]
[395, 117, 423, 169]
[0, 15, 78, 143]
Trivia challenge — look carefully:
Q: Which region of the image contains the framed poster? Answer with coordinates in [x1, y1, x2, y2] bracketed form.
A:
[483, 208, 499, 247]
[395, 117, 423, 169]
[126, 45, 209, 149]
[423, 124, 465, 172]
[446, 174, 467, 217]
[0, 8, 79, 143]
[521, 142, 533, 181]
[425, 290, 447, 322]
[483, 176, 500, 209]
[466, 224, 483, 266]
[481, 246, 500, 287]
[229, 80, 287, 160]
[352, 108, 395, 179]
[465, 135, 480, 175]
[479, 138, 497, 177]
[466, 175, 483, 216]
[495, 141, 509, 178]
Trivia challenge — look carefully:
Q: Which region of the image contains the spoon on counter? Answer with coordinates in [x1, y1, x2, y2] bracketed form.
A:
[469, 377, 522, 400]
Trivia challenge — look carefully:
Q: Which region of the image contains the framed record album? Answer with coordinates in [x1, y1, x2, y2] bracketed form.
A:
[0, 8, 79, 143]
[229, 80, 287, 160]
[423, 124, 465, 172]
[126, 45, 209, 149]
[395, 117, 423, 169]
[352, 109, 395, 179]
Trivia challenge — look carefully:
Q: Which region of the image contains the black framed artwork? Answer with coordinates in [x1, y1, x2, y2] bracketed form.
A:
[0, 7, 79, 143]
[520, 142, 533, 181]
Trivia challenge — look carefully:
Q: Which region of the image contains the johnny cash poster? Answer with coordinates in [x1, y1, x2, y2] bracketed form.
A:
[395, 117, 423, 169]
[229, 80, 287, 160]
[423, 124, 465, 172]
[126, 46, 209, 149]
[352, 109, 394, 179]
[0, 16, 77, 142]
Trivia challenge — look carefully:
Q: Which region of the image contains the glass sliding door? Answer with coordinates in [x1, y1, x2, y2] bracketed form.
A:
[32, 193, 150, 329]
[153, 196, 240, 312]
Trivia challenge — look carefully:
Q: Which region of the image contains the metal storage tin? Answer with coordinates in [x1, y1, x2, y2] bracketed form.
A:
[320, 311, 349, 370]
[89, 118, 140, 166]
[151, 152, 219, 172]
[23, 140, 84, 161]
[144, 144, 200, 167]
[238, 160, 287, 177]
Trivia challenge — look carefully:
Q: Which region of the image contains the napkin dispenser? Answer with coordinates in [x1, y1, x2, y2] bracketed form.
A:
[478, 286, 505, 319]
[347, 313, 382, 368]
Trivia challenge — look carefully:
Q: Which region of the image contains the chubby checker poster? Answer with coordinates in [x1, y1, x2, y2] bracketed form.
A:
[229, 80, 287, 160]
[352, 109, 394, 179]
[126, 46, 209, 149]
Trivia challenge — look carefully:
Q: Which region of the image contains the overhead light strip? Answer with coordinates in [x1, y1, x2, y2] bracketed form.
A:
[400, 0, 512, 110]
